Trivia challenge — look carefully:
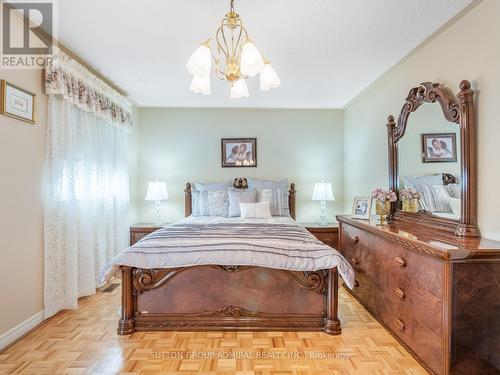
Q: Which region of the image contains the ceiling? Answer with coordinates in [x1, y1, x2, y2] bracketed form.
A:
[57, 0, 473, 108]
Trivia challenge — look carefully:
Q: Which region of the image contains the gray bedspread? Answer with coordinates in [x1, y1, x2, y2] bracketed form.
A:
[101, 217, 355, 288]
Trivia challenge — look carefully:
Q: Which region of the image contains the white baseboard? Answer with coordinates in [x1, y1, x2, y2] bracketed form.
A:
[0, 310, 45, 351]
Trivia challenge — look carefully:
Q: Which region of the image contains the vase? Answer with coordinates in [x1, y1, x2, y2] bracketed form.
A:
[375, 201, 391, 225]
[402, 198, 419, 213]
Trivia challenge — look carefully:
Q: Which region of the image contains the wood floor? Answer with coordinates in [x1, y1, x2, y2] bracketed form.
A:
[0, 283, 427, 375]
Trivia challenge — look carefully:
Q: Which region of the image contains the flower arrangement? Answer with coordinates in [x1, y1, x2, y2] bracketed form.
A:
[371, 188, 397, 203]
[399, 188, 422, 201]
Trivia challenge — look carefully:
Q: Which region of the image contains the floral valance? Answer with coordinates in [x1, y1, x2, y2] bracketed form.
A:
[45, 51, 133, 130]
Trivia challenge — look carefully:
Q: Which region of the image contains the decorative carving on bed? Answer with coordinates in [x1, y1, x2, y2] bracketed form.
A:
[201, 305, 258, 317]
[184, 178, 297, 219]
[133, 266, 329, 296]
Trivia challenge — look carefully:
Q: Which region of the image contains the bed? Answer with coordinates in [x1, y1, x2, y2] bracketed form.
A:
[108, 178, 354, 336]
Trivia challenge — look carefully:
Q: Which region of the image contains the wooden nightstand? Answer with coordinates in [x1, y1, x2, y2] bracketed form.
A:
[303, 223, 339, 249]
[130, 224, 163, 246]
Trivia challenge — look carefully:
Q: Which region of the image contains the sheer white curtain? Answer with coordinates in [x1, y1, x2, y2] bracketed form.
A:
[44, 95, 129, 318]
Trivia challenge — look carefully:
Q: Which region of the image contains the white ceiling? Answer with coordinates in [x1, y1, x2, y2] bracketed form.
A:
[57, 0, 473, 108]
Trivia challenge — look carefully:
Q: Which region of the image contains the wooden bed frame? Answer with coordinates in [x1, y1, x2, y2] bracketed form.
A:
[118, 178, 341, 336]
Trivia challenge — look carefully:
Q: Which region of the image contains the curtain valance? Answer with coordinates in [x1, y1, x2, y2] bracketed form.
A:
[45, 51, 133, 130]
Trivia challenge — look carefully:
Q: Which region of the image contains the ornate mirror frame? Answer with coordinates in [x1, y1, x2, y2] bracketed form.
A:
[387, 80, 479, 237]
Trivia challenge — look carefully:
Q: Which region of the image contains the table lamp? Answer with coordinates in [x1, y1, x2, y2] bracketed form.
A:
[311, 182, 335, 226]
[145, 181, 169, 225]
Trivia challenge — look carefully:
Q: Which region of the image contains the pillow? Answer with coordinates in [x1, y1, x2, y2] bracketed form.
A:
[193, 180, 233, 192]
[227, 189, 257, 217]
[240, 201, 272, 219]
[192, 190, 228, 217]
[247, 178, 289, 216]
[446, 183, 461, 198]
[402, 174, 443, 189]
[448, 197, 461, 216]
[430, 185, 452, 213]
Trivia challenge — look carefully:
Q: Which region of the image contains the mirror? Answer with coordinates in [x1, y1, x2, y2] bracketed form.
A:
[398, 103, 461, 220]
[387, 80, 479, 237]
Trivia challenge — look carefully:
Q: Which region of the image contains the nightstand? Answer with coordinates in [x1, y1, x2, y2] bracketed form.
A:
[130, 224, 164, 246]
[303, 223, 339, 249]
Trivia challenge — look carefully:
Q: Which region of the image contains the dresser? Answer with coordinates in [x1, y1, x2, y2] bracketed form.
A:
[337, 215, 500, 375]
[303, 223, 339, 249]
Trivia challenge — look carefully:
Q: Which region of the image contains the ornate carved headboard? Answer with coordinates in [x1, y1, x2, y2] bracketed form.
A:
[184, 178, 296, 219]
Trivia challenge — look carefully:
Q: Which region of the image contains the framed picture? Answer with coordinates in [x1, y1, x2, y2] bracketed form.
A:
[221, 138, 257, 168]
[421, 133, 457, 163]
[351, 197, 372, 220]
[0, 80, 36, 124]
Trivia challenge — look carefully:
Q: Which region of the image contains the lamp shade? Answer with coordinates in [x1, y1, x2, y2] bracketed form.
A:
[145, 181, 169, 201]
[311, 182, 335, 201]
[230, 79, 249, 99]
[240, 41, 264, 77]
[189, 75, 211, 95]
[260, 62, 281, 91]
[186, 44, 212, 78]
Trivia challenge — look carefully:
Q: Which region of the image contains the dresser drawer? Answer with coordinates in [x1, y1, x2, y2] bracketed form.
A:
[378, 303, 443, 375]
[379, 271, 442, 337]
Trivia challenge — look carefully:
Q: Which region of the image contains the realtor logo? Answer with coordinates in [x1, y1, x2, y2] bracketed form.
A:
[1, 0, 57, 68]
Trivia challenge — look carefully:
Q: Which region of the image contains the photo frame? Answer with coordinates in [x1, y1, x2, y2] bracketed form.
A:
[351, 197, 372, 220]
[221, 138, 257, 168]
[421, 133, 457, 163]
[0, 80, 36, 124]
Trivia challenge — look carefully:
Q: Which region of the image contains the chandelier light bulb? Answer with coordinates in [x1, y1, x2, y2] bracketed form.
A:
[230, 79, 249, 99]
[260, 62, 281, 91]
[240, 41, 265, 77]
[189, 75, 211, 95]
[186, 44, 212, 78]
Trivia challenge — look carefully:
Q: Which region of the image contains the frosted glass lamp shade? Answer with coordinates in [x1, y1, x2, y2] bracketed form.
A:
[189, 75, 211, 95]
[260, 62, 281, 91]
[230, 79, 250, 99]
[186, 44, 212, 78]
[240, 41, 264, 77]
[311, 183, 335, 201]
[145, 181, 169, 201]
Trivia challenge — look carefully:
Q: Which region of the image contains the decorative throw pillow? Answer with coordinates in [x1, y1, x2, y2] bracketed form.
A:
[247, 178, 289, 216]
[430, 185, 452, 213]
[256, 188, 273, 204]
[227, 189, 257, 217]
[240, 201, 272, 219]
[448, 197, 461, 216]
[445, 183, 461, 198]
[192, 190, 228, 217]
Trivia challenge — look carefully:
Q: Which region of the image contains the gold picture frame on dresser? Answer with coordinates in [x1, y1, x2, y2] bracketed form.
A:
[337, 80, 500, 375]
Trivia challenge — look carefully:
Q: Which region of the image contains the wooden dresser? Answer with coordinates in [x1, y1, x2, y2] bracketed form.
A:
[337, 215, 500, 375]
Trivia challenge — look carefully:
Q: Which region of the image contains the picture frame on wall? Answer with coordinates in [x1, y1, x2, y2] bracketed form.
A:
[221, 138, 257, 168]
[421, 133, 457, 163]
[0, 80, 36, 124]
[351, 196, 372, 220]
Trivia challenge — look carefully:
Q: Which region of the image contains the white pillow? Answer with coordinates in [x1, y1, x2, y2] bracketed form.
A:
[239, 201, 272, 219]
[448, 197, 461, 216]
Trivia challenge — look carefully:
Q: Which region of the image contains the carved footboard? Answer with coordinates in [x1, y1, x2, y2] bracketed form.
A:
[118, 265, 340, 335]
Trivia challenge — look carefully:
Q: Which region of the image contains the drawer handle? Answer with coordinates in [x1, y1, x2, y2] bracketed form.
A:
[323, 239, 332, 244]
[394, 288, 405, 299]
[351, 257, 359, 265]
[354, 280, 360, 288]
[351, 236, 360, 244]
[393, 256, 406, 267]
[395, 319, 405, 331]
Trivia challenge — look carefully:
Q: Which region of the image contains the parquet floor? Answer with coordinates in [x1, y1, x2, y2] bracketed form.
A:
[0, 283, 427, 375]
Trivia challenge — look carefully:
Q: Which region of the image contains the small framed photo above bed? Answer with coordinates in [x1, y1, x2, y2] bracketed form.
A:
[0, 80, 36, 124]
[421, 133, 457, 163]
[221, 138, 257, 167]
[351, 197, 372, 220]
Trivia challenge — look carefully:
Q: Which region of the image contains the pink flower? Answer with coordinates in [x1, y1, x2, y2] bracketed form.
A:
[371, 188, 397, 203]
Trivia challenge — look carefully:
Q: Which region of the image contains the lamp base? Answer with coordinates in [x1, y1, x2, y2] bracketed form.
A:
[154, 200, 162, 226]
[319, 201, 327, 226]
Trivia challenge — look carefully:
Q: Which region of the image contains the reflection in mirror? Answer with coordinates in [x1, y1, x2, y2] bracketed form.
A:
[398, 103, 461, 221]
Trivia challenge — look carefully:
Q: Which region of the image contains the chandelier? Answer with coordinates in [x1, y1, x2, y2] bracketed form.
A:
[186, 0, 281, 99]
